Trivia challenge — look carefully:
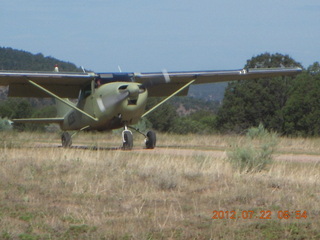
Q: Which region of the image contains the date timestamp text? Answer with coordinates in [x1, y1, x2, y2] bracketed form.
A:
[212, 210, 307, 220]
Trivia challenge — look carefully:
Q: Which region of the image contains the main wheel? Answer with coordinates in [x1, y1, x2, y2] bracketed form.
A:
[122, 130, 133, 150]
[146, 131, 156, 149]
[61, 132, 72, 148]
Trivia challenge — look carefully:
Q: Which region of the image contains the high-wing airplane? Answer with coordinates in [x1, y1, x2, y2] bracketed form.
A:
[0, 67, 301, 149]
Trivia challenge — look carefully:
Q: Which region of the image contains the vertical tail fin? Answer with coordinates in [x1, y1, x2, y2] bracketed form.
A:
[55, 99, 74, 117]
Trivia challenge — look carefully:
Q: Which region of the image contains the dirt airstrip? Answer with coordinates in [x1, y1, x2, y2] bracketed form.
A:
[33, 143, 320, 163]
[132, 147, 320, 163]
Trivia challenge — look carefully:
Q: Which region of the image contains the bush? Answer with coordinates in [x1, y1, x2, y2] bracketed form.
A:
[169, 117, 206, 134]
[246, 123, 269, 139]
[0, 117, 12, 131]
[227, 125, 278, 173]
[169, 111, 217, 134]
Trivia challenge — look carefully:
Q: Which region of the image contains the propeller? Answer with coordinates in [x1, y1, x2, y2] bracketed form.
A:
[97, 70, 171, 111]
[97, 90, 130, 112]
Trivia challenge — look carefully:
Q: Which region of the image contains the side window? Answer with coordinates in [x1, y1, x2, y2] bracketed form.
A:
[79, 84, 92, 101]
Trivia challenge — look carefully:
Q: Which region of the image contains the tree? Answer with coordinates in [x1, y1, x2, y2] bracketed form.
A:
[0, 98, 57, 131]
[282, 66, 320, 136]
[169, 111, 216, 134]
[146, 98, 217, 134]
[215, 53, 302, 134]
[307, 62, 320, 74]
[145, 98, 178, 132]
[27, 105, 57, 131]
[0, 98, 33, 131]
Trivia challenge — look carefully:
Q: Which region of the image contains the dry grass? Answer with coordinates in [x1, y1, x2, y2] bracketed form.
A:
[0, 132, 320, 239]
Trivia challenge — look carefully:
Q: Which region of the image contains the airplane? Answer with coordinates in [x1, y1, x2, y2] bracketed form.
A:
[0, 66, 301, 150]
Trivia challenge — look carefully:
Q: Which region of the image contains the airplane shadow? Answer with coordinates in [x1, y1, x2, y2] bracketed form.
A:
[66, 145, 121, 151]
[31, 144, 122, 151]
[31, 143, 154, 151]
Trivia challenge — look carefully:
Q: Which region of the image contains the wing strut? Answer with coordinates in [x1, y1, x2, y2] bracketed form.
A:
[28, 80, 98, 122]
[142, 79, 196, 118]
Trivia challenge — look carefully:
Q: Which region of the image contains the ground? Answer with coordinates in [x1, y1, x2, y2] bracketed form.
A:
[0, 132, 319, 239]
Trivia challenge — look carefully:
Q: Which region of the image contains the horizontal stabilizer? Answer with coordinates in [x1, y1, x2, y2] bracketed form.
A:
[13, 118, 64, 124]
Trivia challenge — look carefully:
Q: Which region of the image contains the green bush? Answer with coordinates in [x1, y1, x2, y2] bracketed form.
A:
[227, 125, 278, 173]
[246, 123, 269, 139]
[0, 117, 12, 131]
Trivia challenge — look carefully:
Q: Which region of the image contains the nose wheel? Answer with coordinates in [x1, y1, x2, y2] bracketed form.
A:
[122, 128, 133, 150]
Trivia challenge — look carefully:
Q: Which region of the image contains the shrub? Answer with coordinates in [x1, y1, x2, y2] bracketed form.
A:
[0, 117, 12, 131]
[246, 123, 269, 139]
[227, 125, 278, 173]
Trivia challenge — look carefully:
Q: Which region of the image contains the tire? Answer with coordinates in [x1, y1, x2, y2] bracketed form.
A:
[146, 131, 156, 149]
[122, 130, 133, 150]
[61, 132, 72, 148]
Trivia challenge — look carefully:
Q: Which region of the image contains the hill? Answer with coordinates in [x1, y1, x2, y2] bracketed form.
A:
[0, 47, 83, 101]
[189, 82, 227, 102]
[0, 47, 81, 72]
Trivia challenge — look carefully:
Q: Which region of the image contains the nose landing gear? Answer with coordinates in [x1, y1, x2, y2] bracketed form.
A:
[122, 127, 133, 150]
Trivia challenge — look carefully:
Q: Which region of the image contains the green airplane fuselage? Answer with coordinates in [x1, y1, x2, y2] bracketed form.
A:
[60, 82, 148, 131]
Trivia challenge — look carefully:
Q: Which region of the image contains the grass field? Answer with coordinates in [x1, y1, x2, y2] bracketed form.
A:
[0, 131, 320, 239]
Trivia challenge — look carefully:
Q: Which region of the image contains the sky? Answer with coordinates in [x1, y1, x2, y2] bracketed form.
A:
[1, 0, 319, 73]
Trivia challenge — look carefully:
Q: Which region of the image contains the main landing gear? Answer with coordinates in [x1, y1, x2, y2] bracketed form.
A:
[61, 132, 72, 148]
[60, 127, 157, 150]
[121, 126, 156, 150]
[145, 130, 156, 149]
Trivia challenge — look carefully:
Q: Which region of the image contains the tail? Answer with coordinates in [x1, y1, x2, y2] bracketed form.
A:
[55, 98, 74, 117]
[13, 99, 74, 126]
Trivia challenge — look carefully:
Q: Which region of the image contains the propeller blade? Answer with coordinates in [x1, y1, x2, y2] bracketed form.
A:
[141, 69, 171, 89]
[97, 90, 129, 112]
[162, 69, 171, 83]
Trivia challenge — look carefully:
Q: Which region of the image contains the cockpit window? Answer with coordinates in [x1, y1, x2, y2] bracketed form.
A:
[97, 73, 134, 85]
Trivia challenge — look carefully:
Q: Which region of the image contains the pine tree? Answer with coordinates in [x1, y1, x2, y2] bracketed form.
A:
[215, 53, 302, 134]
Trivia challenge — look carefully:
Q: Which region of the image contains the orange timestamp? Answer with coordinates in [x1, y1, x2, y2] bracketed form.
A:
[212, 210, 307, 220]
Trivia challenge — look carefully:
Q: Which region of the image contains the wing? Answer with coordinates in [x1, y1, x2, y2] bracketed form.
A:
[0, 71, 96, 98]
[0, 68, 302, 98]
[133, 68, 302, 97]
